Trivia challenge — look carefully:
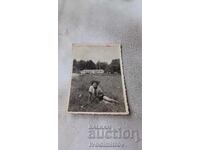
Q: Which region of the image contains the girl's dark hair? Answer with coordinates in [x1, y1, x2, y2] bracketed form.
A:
[90, 80, 100, 85]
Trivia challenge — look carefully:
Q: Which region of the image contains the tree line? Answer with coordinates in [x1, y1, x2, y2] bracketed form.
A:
[73, 59, 121, 74]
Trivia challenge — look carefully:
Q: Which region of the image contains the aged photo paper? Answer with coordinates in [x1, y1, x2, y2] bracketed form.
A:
[67, 44, 129, 115]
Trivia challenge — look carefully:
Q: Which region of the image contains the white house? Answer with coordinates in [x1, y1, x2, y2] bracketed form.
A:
[80, 69, 104, 75]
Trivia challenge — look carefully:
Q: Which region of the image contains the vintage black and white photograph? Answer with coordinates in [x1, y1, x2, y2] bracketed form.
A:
[67, 44, 129, 115]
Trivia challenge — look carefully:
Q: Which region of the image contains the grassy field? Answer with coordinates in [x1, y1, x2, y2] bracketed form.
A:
[68, 74, 126, 112]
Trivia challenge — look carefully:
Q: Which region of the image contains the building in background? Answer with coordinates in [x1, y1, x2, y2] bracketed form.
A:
[80, 69, 104, 75]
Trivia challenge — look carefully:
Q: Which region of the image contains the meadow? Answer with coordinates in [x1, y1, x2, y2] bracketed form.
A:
[68, 74, 126, 112]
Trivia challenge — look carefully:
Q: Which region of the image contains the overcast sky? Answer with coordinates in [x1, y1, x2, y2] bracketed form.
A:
[72, 44, 121, 63]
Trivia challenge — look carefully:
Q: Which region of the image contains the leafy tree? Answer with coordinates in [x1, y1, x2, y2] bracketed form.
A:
[96, 61, 109, 70]
[85, 60, 96, 69]
[109, 59, 121, 74]
[78, 60, 86, 70]
[72, 59, 78, 73]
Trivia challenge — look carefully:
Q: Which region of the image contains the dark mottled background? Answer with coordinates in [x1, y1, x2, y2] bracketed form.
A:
[59, 0, 142, 149]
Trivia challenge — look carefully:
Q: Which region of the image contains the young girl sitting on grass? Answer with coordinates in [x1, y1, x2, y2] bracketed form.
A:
[81, 80, 119, 108]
